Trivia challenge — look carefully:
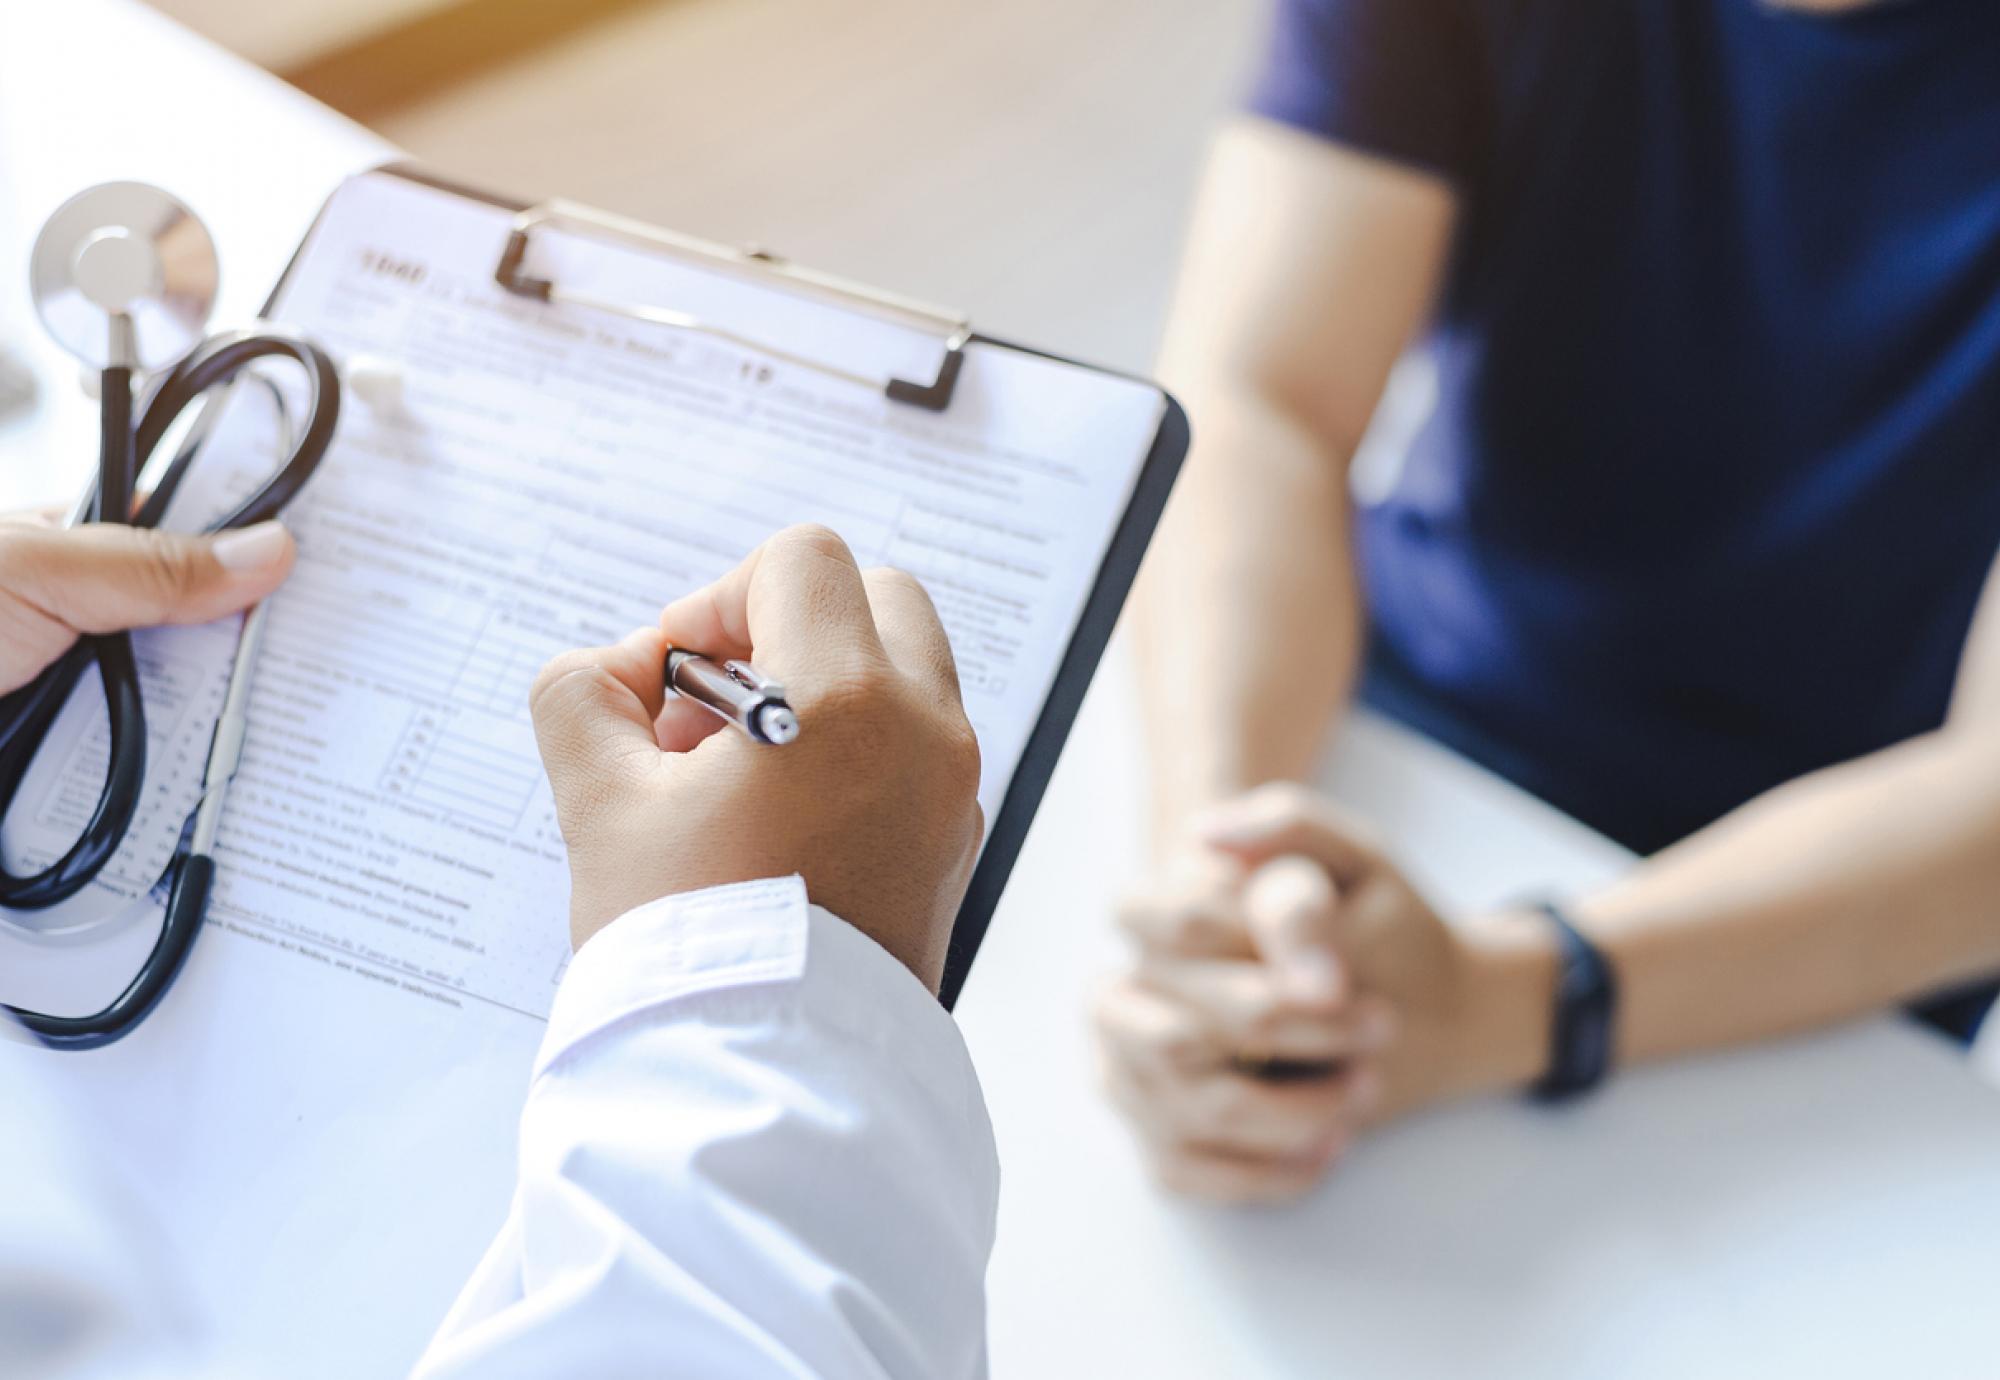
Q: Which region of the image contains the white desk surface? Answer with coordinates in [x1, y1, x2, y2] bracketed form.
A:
[4, 5, 2000, 1377]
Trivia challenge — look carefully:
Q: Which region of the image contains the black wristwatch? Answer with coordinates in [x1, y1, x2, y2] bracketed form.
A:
[1529, 900, 1618, 1102]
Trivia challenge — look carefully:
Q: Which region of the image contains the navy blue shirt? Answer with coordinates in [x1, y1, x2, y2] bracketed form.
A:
[1252, 0, 2000, 867]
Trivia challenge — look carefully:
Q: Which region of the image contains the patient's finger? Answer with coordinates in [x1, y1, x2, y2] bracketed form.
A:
[1115, 853, 1255, 960]
[1242, 854, 1347, 1005]
[1193, 783, 1383, 884]
[1130, 957, 1395, 1060]
[1151, 1141, 1341, 1205]
[1121, 1059, 1366, 1160]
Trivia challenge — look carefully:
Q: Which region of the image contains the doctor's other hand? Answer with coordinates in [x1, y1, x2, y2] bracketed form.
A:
[1094, 785, 1556, 1203]
[0, 514, 296, 693]
[530, 524, 984, 991]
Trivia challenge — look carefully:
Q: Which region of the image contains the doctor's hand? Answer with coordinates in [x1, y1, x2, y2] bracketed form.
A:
[530, 524, 984, 991]
[0, 512, 296, 694]
[1094, 785, 1555, 1203]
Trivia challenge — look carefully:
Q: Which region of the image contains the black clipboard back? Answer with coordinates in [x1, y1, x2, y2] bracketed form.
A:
[939, 384, 1187, 1005]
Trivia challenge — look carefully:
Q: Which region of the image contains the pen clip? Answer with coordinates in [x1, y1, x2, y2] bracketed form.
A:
[723, 659, 786, 700]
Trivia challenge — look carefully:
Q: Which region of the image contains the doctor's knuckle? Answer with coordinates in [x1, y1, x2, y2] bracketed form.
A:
[863, 564, 920, 594]
[938, 716, 982, 791]
[779, 522, 852, 566]
[808, 664, 889, 725]
[870, 567, 940, 630]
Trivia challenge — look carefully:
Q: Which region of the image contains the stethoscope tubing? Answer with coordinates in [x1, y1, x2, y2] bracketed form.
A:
[17, 854, 215, 1051]
[0, 327, 339, 1047]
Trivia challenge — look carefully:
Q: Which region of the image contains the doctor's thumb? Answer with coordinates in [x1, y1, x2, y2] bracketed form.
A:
[9, 520, 295, 634]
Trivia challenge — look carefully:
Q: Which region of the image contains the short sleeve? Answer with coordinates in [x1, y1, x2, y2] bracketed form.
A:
[1247, 0, 1490, 184]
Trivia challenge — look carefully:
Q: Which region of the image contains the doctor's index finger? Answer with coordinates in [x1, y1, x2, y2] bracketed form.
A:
[529, 626, 673, 799]
[659, 525, 884, 675]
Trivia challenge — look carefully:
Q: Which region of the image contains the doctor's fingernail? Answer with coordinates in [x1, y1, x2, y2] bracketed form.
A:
[213, 521, 292, 573]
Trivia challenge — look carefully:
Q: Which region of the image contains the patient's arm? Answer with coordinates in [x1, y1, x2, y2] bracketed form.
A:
[1384, 544, 2000, 1104]
[1134, 117, 1453, 840]
[1144, 548, 2000, 1156]
[1414, 546, 2000, 1102]
[1550, 546, 2000, 1064]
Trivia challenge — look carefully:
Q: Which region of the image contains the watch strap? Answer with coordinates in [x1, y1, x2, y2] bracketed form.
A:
[1530, 900, 1617, 1102]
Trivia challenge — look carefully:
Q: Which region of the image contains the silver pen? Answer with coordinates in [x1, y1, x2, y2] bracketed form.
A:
[665, 649, 801, 745]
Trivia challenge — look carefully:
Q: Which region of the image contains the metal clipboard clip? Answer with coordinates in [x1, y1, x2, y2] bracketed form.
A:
[493, 200, 971, 412]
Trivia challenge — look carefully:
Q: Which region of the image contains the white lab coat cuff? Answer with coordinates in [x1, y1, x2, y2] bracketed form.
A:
[537, 876, 810, 1080]
[535, 876, 983, 1112]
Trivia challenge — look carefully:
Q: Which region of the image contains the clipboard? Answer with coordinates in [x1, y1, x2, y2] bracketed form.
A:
[262, 162, 1189, 1009]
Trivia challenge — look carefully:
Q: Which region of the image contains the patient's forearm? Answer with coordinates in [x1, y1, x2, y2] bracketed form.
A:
[1565, 726, 2000, 1064]
[1131, 122, 1453, 848]
[1133, 389, 1361, 840]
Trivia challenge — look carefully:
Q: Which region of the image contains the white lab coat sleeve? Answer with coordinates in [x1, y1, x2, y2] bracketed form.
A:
[410, 875, 1000, 1380]
[0, 1031, 228, 1380]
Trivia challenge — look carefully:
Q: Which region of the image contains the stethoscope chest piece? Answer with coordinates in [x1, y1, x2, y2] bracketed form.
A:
[29, 181, 219, 371]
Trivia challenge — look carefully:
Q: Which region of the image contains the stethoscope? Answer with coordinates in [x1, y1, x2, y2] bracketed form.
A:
[0, 182, 341, 1050]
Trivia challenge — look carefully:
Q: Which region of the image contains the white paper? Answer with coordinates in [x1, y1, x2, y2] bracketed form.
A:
[0, 168, 1166, 1375]
[3, 166, 1162, 1031]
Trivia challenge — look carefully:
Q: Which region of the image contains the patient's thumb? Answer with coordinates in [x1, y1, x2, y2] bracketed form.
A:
[1243, 855, 1347, 1006]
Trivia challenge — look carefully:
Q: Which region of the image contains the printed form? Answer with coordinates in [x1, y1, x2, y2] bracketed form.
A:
[0, 170, 1165, 1025]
